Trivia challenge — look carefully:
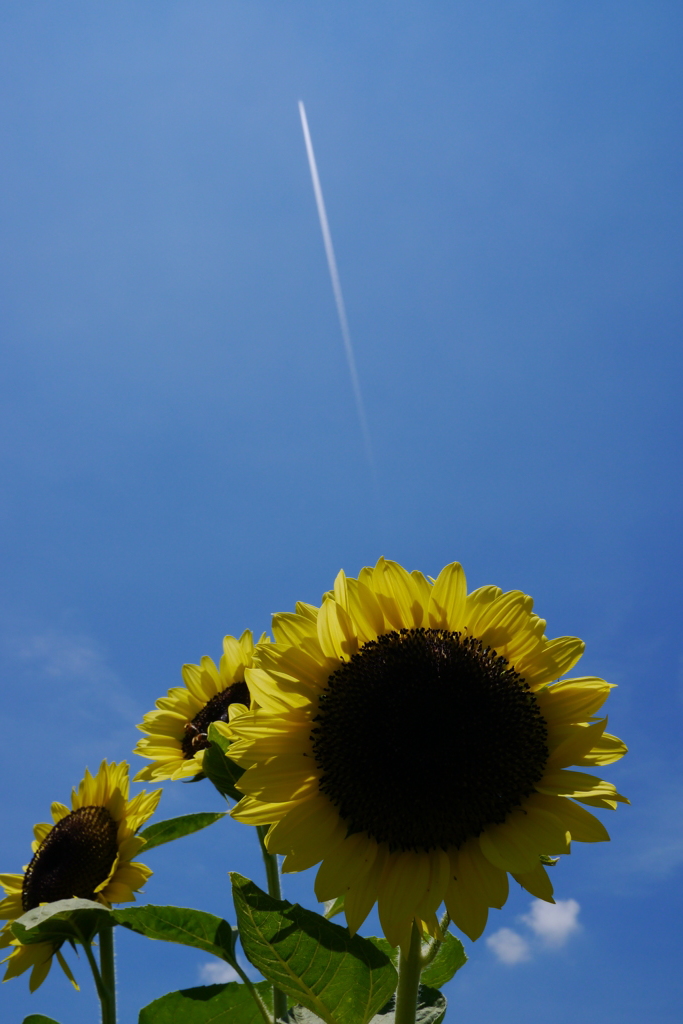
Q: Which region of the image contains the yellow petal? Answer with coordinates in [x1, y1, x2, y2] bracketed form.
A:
[455, 841, 509, 909]
[266, 793, 340, 855]
[462, 586, 503, 632]
[479, 815, 542, 874]
[236, 755, 318, 802]
[414, 849, 450, 920]
[344, 843, 387, 935]
[333, 569, 350, 612]
[272, 613, 318, 646]
[428, 562, 467, 630]
[314, 833, 377, 902]
[346, 577, 385, 643]
[445, 871, 489, 942]
[245, 667, 313, 712]
[317, 598, 358, 660]
[520, 637, 585, 689]
[512, 862, 554, 902]
[537, 769, 628, 803]
[378, 851, 431, 946]
[537, 677, 614, 724]
[546, 719, 609, 769]
[529, 793, 610, 843]
[231, 794, 305, 825]
[575, 732, 628, 767]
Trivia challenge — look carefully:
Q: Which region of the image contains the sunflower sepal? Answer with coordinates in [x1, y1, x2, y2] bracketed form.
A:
[22, 1013, 63, 1023]
[231, 872, 398, 1024]
[11, 898, 113, 948]
[323, 894, 346, 920]
[136, 811, 227, 851]
[202, 723, 246, 803]
[368, 930, 466, 991]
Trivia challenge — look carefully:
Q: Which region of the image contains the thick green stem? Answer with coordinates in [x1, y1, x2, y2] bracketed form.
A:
[256, 825, 288, 1023]
[99, 924, 117, 1024]
[394, 922, 422, 1024]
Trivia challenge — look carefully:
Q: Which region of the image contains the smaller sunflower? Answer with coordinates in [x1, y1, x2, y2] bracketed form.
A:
[134, 630, 265, 782]
[0, 760, 160, 991]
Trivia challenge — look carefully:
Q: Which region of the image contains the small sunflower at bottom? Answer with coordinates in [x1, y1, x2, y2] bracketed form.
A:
[0, 760, 160, 991]
[134, 630, 266, 782]
[222, 558, 629, 950]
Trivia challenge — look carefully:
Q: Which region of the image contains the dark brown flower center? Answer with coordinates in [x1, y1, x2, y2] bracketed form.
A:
[22, 806, 119, 911]
[311, 628, 548, 852]
[181, 681, 250, 758]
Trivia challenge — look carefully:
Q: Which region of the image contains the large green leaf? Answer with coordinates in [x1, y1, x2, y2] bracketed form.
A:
[231, 873, 397, 1024]
[11, 898, 112, 946]
[202, 724, 245, 802]
[420, 933, 467, 989]
[23, 1016, 62, 1024]
[113, 905, 238, 968]
[139, 981, 272, 1024]
[281, 987, 446, 1024]
[138, 812, 227, 851]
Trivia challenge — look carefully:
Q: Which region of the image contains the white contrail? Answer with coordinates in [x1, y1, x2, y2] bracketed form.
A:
[298, 100, 376, 478]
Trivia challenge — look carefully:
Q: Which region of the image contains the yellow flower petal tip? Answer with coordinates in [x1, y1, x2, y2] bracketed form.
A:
[228, 559, 628, 947]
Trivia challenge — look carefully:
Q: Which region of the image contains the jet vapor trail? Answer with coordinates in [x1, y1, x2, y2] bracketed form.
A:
[298, 100, 376, 479]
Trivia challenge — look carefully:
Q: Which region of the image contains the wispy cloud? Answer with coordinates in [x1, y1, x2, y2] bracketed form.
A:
[6, 626, 138, 720]
[486, 927, 531, 965]
[198, 961, 239, 984]
[0, 624, 141, 761]
[521, 898, 581, 946]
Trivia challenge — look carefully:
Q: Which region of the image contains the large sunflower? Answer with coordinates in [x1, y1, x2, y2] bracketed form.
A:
[0, 760, 160, 991]
[225, 559, 628, 949]
[134, 630, 265, 782]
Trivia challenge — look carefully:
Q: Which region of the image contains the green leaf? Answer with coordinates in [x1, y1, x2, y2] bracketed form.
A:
[231, 873, 397, 1024]
[113, 905, 238, 969]
[202, 724, 246, 802]
[366, 937, 396, 964]
[139, 981, 272, 1024]
[322, 895, 345, 920]
[282, 987, 446, 1024]
[420, 933, 467, 989]
[138, 812, 227, 851]
[11, 898, 112, 946]
[23, 1016, 62, 1024]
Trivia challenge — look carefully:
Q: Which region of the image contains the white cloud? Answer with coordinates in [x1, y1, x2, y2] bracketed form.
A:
[198, 961, 239, 984]
[486, 927, 531, 965]
[521, 898, 581, 947]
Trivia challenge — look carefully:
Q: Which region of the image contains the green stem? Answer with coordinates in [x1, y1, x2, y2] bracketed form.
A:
[394, 922, 422, 1024]
[98, 924, 117, 1024]
[256, 824, 283, 901]
[256, 825, 288, 1023]
[81, 936, 107, 1005]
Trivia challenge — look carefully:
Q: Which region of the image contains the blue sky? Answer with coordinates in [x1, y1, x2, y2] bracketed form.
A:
[1, 2, 681, 1021]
